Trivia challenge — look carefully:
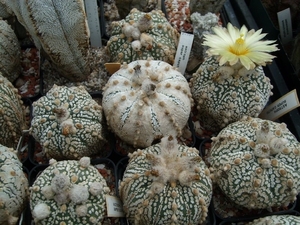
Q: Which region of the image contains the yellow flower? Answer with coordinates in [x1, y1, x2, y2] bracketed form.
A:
[203, 23, 278, 70]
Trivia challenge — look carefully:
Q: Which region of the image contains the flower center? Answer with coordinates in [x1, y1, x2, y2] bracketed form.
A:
[229, 35, 249, 56]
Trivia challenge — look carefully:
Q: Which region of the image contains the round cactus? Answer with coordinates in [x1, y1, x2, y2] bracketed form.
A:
[119, 136, 212, 224]
[30, 157, 110, 225]
[246, 214, 300, 224]
[0, 144, 29, 225]
[30, 84, 107, 160]
[106, 8, 179, 64]
[209, 116, 300, 210]
[102, 59, 193, 148]
[0, 19, 21, 83]
[190, 56, 273, 133]
[0, 73, 27, 148]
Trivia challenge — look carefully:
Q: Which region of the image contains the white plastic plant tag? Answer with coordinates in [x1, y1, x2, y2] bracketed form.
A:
[173, 32, 194, 75]
[84, 0, 102, 47]
[106, 195, 125, 217]
[259, 89, 300, 121]
[277, 8, 293, 44]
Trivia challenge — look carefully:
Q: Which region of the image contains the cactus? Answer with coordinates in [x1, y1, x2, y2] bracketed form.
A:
[246, 214, 300, 224]
[102, 59, 193, 148]
[119, 135, 212, 224]
[190, 56, 273, 133]
[0, 73, 27, 148]
[30, 84, 107, 160]
[190, 23, 278, 133]
[106, 8, 179, 64]
[0, 19, 21, 83]
[30, 157, 110, 225]
[209, 116, 300, 210]
[0, 144, 29, 225]
[3, 0, 90, 81]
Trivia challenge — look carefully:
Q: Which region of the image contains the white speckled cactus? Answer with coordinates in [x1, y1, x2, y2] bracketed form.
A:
[246, 214, 300, 224]
[190, 57, 273, 133]
[0, 19, 21, 83]
[0, 73, 27, 148]
[30, 157, 110, 225]
[4, 0, 90, 81]
[119, 136, 212, 224]
[209, 117, 300, 210]
[107, 8, 179, 64]
[0, 144, 29, 225]
[30, 84, 107, 160]
[102, 59, 193, 148]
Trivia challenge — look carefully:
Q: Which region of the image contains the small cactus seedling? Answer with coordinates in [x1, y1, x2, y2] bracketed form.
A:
[119, 136, 212, 224]
[30, 157, 110, 225]
[106, 8, 179, 64]
[30, 84, 107, 160]
[0, 73, 27, 148]
[0, 144, 29, 225]
[209, 117, 300, 210]
[190, 23, 278, 133]
[102, 59, 193, 148]
[0, 19, 21, 83]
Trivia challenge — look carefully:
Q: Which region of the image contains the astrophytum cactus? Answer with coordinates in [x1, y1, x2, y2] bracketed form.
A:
[0, 19, 21, 83]
[0, 144, 29, 225]
[30, 157, 110, 225]
[3, 0, 90, 81]
[30, 85, 107, 160]
[209, 116, 300, 210]
[0, 73, 27, 148]
[190, 23, 278, 133]
[106, 8, 179, 64]
[102, 59, 193, 148]
[119, 136, 212, 224]
[247, 214, 300, 224]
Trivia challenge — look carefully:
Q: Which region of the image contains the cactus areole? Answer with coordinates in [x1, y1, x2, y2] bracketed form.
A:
[30, 85, 107, 160]
[119, 136, 212, 224]
[30, 157, 110, 225]
[209, 117, 300, 209]
[102, 59, 193, 148]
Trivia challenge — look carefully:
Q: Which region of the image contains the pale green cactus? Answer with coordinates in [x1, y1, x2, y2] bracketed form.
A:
[119, 136, 212, 224]
[30, 157, 110, 225]
[0, 73, 27, 148]
[30, 84, 107, 160]
[0, 144, 29, 225]
[209, 116, 300, 210]
[102, 59, 193, 148]
[106, 8, 179, 64]
[247, 214, 300, 224]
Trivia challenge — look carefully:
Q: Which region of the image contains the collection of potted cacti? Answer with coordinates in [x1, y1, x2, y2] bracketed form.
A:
[0, 0, 299, 224]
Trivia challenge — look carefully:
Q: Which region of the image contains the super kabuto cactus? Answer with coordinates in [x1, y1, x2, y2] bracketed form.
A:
[30, 85, 107, 160]
[209, 117, 300, 210]
[30, 157, 110, 225]
[102, 59, 193, 148]
[119, 136, 212, 224]
[0, 144, 29, 225]
[106, 8, 180, 64]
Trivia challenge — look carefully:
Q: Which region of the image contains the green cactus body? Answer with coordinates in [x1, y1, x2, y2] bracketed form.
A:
[246, 215, 300, 224]
[0, 74, 27, 148]
[30, 85, 107, 160]
[119, 136, 212, 224]
[107, 8, 179, 64]
[0, 144, 29, 225]
[0, 19, 21, 83]
[190, 56, 273, 133]
[209, 116, 300, 209]
[30, 157, 110, 225]
[102, 59, 193, 148]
